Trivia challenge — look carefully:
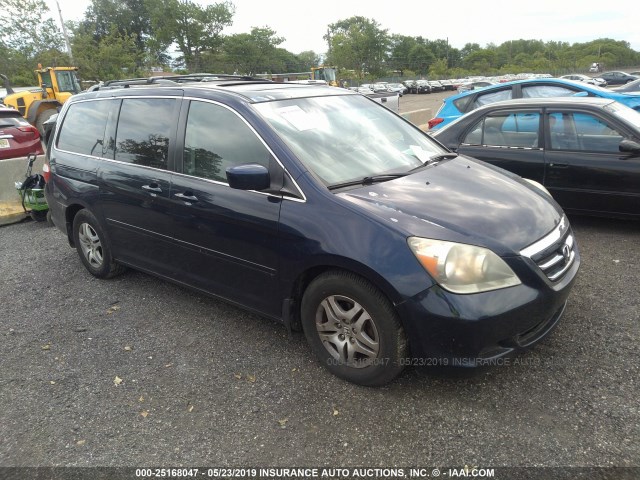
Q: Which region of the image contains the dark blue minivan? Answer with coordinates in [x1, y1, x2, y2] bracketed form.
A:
[44, 76, 580, 385]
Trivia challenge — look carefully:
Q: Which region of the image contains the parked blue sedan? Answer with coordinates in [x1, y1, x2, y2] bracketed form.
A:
[428, 77, 640, 131]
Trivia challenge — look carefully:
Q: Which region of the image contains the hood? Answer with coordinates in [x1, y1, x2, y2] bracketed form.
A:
[337, 157, 563, 255]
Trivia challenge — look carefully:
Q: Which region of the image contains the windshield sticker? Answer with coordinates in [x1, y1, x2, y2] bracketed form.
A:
[410, 145, 432, 164]
[276, 105, 320, 131]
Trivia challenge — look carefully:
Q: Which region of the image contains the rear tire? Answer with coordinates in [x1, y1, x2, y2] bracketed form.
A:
[72, 209, 126, 279]
[301, 270, 407, 386]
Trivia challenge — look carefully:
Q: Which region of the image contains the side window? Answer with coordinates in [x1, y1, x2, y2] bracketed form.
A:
[183, 101, 271, 183]
[463, 113, 540, 147]
[40, 71, 52, 88]
[500, 112, 540, 147]
[522, 85, 576, 98]
[471, 89, 512, 110]
[548, 111, 623, 152]
[462, 119, 483, 145]
[115, 98, 176, 170]
[56, 71, 80, 93]
[482, 116, 507, 145]
[57, 100, 111, 156]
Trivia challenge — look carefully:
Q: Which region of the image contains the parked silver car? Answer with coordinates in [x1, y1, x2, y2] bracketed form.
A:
[559, 74, 607, 88]
[386, 83, 406, 96]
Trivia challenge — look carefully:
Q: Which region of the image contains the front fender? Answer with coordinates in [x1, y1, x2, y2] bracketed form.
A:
[26, 100, 60, 124]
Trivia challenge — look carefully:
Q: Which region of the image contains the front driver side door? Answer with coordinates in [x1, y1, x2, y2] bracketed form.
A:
[543, 110, 640, 216]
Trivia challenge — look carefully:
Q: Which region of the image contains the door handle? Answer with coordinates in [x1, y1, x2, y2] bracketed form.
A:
[142, 184, 162, 193]
[548, 163, 569, 168]
[174, 192, 199, 202]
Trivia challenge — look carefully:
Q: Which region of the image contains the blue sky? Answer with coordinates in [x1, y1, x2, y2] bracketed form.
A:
[49, 0, 639, 55]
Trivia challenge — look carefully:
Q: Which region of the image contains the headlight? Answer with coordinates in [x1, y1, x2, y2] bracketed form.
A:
[408, 237, 521, 294]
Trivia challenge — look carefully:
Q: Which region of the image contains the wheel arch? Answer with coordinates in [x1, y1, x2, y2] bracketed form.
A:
[286, 258, 406, 330]
[26, 100, 61, 125]
[64, 203, 88, 247]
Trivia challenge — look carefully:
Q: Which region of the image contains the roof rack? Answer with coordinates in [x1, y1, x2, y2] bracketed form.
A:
[88, 73, 273, 91]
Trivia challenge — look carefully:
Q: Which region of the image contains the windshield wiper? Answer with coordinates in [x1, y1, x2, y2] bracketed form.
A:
[408, 152, 458, 172]
[328, 173, 409, 190]
[429, 152, 458, 162]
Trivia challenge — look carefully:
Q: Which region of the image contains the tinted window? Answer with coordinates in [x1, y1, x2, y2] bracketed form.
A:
[57, 100, 111, 156]
[463, 112, 540, 147]
[115, 98, 176, 169]
[548, 112, 623, 153]
[183, 101, 271, 182]
[499, 112, 540, 147]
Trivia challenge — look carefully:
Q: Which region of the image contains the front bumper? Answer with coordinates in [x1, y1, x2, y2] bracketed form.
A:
[396, 240, 580, 364]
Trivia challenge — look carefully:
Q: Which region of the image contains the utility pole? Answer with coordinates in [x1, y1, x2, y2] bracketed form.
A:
[55, 0, 74, 63]
[446, 37, 449, 67]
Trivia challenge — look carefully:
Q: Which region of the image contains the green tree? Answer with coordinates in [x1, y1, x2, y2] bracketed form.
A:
[150, 0, 234, 71]
[460, 43, 481, 61]
[325, 16, 390, 78]
[463, 49, 498, 73]
[82, 0, 151, 51]
[388, 35, 418, 74]
[295, 51, 322, 71]
[0, 0, 66, 84]
[426, 39, 459, 67]
[71, 26, 141, 81]
[428, 58, 448, 78]
[0, 0, 63, 54]
[221, 27, 284, 75]
[407, 44, 435, 76]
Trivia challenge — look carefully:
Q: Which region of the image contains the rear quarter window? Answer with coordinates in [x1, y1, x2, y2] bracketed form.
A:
[471, 89, 512, 110]
[452, 95, 474, 113]
[57, 100, 112, 156]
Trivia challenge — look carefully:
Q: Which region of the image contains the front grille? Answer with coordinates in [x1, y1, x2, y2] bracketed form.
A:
[520, 216, 576, 282]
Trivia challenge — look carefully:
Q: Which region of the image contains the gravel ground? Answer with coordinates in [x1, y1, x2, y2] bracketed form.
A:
[0, 90, 638, 476]
[0, 214, 638, 472]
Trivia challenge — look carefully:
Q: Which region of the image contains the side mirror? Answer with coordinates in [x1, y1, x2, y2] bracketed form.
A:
[619, 139, 640, 156]
[226, 163, 270, 191]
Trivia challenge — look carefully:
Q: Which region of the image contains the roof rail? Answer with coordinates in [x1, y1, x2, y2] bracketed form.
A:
[88, 73, 273, 91]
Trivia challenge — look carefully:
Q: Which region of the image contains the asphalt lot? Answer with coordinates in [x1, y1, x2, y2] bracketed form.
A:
[0, 90, 638, 475]
[399, 90, 450, 115]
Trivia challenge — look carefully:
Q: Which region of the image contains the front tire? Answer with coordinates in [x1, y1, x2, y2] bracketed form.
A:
[72, 209, 126, 279]
[301, 271, 407, 386]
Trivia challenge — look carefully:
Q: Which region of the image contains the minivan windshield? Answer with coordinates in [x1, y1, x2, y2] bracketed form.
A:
[253, 94, 446, 186]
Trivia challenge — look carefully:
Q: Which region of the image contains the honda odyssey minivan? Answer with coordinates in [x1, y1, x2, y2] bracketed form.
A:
[45, 75, 580, 386]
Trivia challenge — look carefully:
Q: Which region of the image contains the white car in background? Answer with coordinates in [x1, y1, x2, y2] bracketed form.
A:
[560, 74, 608, 87]
[386, 83, 407, 96]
